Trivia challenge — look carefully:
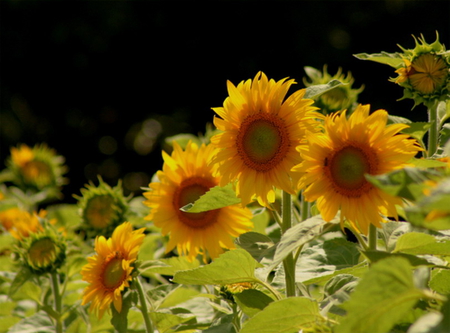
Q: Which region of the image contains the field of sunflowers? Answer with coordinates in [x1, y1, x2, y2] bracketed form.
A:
[1, 2, 450, 333]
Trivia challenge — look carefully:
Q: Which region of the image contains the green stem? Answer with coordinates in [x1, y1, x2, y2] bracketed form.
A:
[50, 271, 63, 333]
[368, 224, 378, 251]
[135, 277, 154, 333]
[427, 100, 439, 157]
[282, 191, 296, 297]
[300, 191, 310, 222]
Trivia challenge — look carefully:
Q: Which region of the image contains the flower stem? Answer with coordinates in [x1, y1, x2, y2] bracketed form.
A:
[427, 100, 439, 157]
[282, 191, 296, 297]
[300, 191, 310, 222]
[368, 224, 378, 251]
[50, 271, 63, 333]
[135, 277, 154, 333]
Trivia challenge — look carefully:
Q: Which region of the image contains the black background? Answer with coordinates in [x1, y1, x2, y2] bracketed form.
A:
[1, 0, 449, 204]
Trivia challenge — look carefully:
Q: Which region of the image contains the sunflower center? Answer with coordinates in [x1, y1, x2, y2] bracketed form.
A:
[85, 195, 116, 229]
[102, 255, 127, 289]
[174, 177, 219, 228]
[23, 160, 52, 187]
[328, 145, 375, 195]
[28, 237, 57, 268]
[236, 113, 290, 172]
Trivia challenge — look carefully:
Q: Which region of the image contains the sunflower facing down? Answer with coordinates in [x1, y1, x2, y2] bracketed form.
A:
[81, 222, 145, 319]
[143, 141, 253, 262]
[293, 104, 423, 234]
[210, 72, 323, 207]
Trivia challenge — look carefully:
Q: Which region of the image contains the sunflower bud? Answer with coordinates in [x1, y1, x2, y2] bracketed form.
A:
[15, 221, 66, 275]
[7, 144, 68, 195]
[303, 65, 364, 115]
[75, 177, 130, 237]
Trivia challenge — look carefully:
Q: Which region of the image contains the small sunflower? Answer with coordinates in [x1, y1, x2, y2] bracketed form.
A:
[143, 141, 253, 262]
[210, 72, 322, 207]
[81, 222, 145, 319]
[15, 220, 66, 275]
[75, 177, 130, 238]
[7, 143, 67, 193]
[293, 104, 423, 234]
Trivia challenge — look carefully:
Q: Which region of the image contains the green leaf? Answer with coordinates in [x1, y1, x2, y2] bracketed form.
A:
[353, 52, 404, 68]
[234, 289, 274, 318]
[240, 297, 326, 333]
[7, 310, 54, 333]
[429, 269, 450, 295]
[272, 215, 332, 269]
[365, 167, 436, 201]
[150, 311, 196, 333]
[304, 79, 344, 99]
[302, 261, 368, 286]
[9, 268, 33, 298]
[180, 183, 240, 213]
[401, 122, 431, 141]
[234, 232, 275, 261]
[393, 232, 450, 256]
[140, 256, 200, 277]
[173, 249, 263, 285]
[336, 257, 424, 333]
[362, 250, 432, 267]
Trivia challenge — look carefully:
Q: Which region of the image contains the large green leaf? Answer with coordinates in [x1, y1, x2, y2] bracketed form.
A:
[429, 269, 450, 295]
[234, 289, 274, 318]
[173, 249, 263, 285]
[240, 297, 326, 333]
[140, 256, 200, 277]
[180, 183, 240, 213]
[304, 79, 344, 99]
[336, 257, 425, 333]
[353, 52, 404, 68]
[235, 232, 275, 261]
[150, 310, 196, 333]
[272, 215, 333, 269]
[393, 232, 450, 256]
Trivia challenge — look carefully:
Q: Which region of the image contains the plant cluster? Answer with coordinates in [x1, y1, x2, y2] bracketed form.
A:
[1, 32, 450, 333]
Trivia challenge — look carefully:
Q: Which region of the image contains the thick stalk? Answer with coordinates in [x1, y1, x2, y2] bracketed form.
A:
[50, 271, 63, 333]
[136, 277, 154, 333]
[427, 100, 439, 157]
[282, 191, 296, 297]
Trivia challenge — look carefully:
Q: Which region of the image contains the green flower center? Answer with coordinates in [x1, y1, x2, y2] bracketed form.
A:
[329, 146, 375, 195]
[174, 177, 219, 228]
[28, 237, 57, 268]
[103, 256, 127, 289]
[85, 195, 117, 229]
[237, 113, 290, 172]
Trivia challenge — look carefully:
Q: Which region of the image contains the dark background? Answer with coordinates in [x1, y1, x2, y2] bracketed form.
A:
[1, 0, 449, 204]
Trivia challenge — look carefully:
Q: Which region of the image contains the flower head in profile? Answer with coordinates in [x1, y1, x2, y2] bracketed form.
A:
[75, 177, 130, 238]
[210, 72, 323, 207]
[7, 144, 67, 194]
[81, 222, 145, 319]
[293, 104, 423, 234]
[143, 141, 253, 262]
[303, 65, 364, 115]
[15, 220, 66, 275]
[0, 208, 45, 240]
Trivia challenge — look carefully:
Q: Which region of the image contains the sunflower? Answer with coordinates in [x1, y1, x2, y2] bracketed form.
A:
[143, 141, 253, 262]
[0, 208, 45, 240]
[210, 72, 322, 207]
[293, 104, 423, 234]
[75, 177, 130, 238]
[395, 54, 448, 95]
[81, 222, 145, 319]
[8, 143, 67, 193]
